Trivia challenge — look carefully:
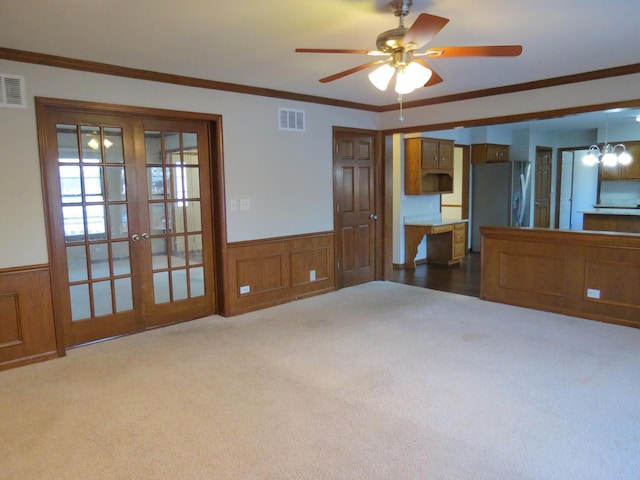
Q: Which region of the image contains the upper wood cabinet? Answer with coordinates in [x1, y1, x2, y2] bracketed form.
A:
[622, 143, 640, 179]
[405, 137, 454, 195]
[599, 142, 640, 180]
[419, 138, 454, 170]
[471, 143, 510, 164]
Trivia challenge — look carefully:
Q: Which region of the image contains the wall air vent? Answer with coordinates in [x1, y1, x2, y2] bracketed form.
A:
[279, 108, 305, 131]
[0, 74, 26, 108]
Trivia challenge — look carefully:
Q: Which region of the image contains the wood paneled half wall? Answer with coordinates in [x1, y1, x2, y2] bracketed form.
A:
[0, 265, 58, 370]
[481, 227, 640, 328]
[224, 232, 335, 315]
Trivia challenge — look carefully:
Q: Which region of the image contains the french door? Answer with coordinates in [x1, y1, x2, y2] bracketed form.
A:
[40, 107, 215, 347]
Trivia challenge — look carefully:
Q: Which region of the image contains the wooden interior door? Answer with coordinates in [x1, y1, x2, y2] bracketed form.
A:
[333, 130, 377, 288]
[141, 119, 215, 327]
[534, 147, 553, 228]
[40, 108, 215, 347]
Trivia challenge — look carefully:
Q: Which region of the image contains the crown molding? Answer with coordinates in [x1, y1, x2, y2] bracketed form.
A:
[380, 63, 640, 111]
[0, 47, 377, 112]
[1, 46, 640, 113]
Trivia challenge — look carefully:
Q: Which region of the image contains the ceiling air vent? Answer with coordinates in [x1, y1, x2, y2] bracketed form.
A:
[279, 108, 305, 131]
[0, 74, 27, 108]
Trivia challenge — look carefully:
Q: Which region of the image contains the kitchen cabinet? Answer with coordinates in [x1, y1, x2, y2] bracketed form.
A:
[582, 210, 640, 233]
[599, 142, 640, 180]
[471, 143, 510, 164]
[419, 138, 454, 170]
[405, 137, 454, 195]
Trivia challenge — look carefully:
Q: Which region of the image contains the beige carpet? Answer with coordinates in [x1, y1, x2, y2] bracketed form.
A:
[1, 281, 639, 479]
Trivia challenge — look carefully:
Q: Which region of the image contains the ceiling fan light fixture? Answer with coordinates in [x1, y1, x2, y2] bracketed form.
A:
[394, 61, 432, 94]
[295, 5, 521, 121]
[88, 137, 114, 151]
[368, 63, 395, 91]
[394, 68, 413, 94]
[87, 138, 100, 150]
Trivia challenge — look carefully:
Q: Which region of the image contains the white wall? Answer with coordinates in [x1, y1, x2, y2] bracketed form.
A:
[3, 59, 640, 270]
[469, 126, 512, 145]
[0, 60, 378, 268]
[378, 74, 640, 131]
[597, 122, 640, 143]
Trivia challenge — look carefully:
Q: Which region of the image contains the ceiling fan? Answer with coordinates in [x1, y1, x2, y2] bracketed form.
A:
[296, 0, 522, 96]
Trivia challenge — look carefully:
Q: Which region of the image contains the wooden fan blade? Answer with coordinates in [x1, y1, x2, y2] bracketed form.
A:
[400, 13, 450, 49]
[422, 45, 523, 57]
[295, 48, 371, 54]
[412, 58, 444, 87]
[319, 60, 385, 83]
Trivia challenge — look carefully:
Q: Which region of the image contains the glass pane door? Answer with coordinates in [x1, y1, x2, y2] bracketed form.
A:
[40, 108, 216, 347]
[142, 120, 214, 326]
[145, 130, 204, 303]
[49, 116, 142, 346]
[57, 124, 134, 320]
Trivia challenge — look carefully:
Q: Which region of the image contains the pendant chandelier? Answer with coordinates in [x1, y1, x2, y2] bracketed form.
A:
[582, 119, 633, 167]
[582, 143, 632, 167]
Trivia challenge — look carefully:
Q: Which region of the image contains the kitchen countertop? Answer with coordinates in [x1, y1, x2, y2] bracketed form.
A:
[579, 208, 640, 216]
[404, 215, 469, 226]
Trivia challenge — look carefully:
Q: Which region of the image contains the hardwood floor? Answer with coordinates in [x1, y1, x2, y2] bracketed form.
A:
[391, 252, 481, 297]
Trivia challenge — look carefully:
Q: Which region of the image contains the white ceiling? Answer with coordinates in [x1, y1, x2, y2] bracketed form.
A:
[1, 0, 639, 108]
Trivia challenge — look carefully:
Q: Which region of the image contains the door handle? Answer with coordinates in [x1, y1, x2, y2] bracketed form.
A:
[369, 213, 378, 220]
[141, 233, 150, 240]
[131, 234, 141, 242]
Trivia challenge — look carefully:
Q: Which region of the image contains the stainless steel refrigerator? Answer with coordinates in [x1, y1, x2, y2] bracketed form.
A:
[471, 160, 531, 252]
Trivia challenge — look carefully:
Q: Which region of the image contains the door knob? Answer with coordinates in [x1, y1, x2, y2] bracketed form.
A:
[369, 213, 378, 220]
[141, 233, 150, 240]
[131, 234, 141, 242]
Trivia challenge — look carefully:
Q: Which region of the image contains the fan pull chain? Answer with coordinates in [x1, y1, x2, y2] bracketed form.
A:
[398, 94, 404, 122]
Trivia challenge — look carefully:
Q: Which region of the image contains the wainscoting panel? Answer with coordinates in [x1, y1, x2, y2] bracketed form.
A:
[498, 252, 565, 296]
[481, 227, 640, 328]
[290, 234, 334, 297]
[584, 260, 640, 309]
[0, 293, 22, 348]
[236, 250, 287, 296]
[226, 232, 335, 315]
[0, 265, 58, 370]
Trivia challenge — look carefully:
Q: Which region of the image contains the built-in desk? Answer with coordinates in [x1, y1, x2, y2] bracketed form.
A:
[404, 218, 468, 267]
